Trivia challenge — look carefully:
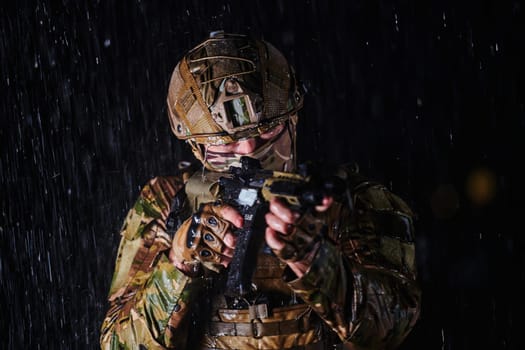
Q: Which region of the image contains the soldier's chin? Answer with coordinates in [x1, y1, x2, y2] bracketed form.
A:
[202, 153, 292, 173]
[202, 160, 240, 173]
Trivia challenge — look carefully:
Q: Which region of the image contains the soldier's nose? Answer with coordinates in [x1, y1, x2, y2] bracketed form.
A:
[233, 138, 258, 154]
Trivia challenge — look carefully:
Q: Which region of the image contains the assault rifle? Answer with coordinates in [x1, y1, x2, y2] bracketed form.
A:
[219, 156, 345, 297]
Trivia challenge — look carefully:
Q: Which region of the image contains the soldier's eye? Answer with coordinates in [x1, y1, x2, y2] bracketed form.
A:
[204, 233, 215, 242]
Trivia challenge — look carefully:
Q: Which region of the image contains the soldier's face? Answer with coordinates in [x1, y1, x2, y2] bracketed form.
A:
[200, 123, 293, 172]
[206, 124, 285, 155]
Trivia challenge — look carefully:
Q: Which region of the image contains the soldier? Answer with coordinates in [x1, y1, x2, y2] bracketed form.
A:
[100, 32, 421, 350]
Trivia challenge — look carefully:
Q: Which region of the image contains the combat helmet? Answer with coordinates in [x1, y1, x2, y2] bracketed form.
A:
[167, 32, 303, 169]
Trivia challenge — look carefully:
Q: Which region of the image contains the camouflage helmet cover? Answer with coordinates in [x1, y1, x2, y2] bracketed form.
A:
[167, 32, 303, 145]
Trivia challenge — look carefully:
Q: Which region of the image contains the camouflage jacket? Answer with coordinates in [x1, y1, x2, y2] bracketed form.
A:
[100, 167, 421, 350]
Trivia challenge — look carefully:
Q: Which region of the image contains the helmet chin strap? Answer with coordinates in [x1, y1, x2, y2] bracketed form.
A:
[288, 114, 298, 172]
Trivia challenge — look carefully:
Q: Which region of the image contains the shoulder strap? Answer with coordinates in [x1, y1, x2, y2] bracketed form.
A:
[165, 188, 189, 237]
[165, 162, 203, 237]
[185, 170, 223, 211]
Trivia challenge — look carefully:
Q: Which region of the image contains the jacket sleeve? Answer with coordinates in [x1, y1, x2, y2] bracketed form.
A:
[100, 176, 204, 350]
[285, 182, 421, 350]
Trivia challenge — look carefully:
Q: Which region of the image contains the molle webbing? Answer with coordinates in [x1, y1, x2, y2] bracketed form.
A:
[203, 303, 323, 349]
[185, 171, 223, 211]
[165, 188, 189, 237]
[207, 317, 312, 338]
[201, 341, 330, 350]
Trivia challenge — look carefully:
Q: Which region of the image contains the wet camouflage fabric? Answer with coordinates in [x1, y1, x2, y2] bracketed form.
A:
[100, 171, 421, 350]
[100, 176, 202, 349]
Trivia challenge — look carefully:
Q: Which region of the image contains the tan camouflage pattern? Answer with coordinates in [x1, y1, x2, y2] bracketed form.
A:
[285, 182, 421, 349]
[203, 121, 295, 172]
[166, 33, 303, 145]
[100, 175, 205, 349]
[101, 170, 421, 349]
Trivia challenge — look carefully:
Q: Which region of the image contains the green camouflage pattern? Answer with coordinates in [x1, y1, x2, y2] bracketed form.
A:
[285, 181, 421, 349]
[100, 175, 205, 349]
[100, 171, 421, 349]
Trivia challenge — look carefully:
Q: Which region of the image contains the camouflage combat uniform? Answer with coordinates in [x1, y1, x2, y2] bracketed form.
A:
[100, 166, 421, 350]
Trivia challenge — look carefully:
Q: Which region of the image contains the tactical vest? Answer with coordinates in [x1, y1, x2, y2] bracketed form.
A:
[164, 164, 414, 350]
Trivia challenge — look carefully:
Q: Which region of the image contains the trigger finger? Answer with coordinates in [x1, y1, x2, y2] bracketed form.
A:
[265, 212, 293, 235]
[265, 227, 286, 251]
[269, 198, 298, 224]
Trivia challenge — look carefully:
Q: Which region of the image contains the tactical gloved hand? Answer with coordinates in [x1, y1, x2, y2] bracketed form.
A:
[272, 212, 326, 263]
[170, 202, 240, 275]
[265, 198, 332, 277]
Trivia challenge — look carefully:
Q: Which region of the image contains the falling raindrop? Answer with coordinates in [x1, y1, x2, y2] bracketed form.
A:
[1, 2, 521, 349]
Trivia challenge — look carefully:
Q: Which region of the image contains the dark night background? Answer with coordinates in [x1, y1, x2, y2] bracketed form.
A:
[1, 0, 525, 349]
